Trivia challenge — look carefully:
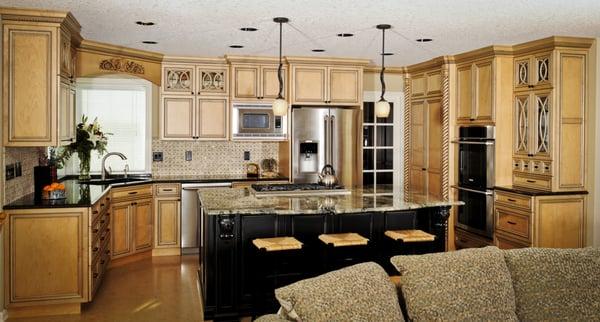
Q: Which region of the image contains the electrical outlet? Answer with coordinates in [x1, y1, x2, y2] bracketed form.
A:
[5, 163, 15, 180]
[185, 151, 192, 161]
[244, 151, 250, 161]
[152, 151, 163, 162]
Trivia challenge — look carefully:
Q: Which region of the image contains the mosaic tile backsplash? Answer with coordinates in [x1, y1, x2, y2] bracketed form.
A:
[151, 140, 279, 176]
[4, 147, 38, 204]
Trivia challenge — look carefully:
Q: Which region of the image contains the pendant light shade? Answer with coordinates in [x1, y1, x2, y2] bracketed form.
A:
[272, 17, 289, 116]
[375, 24, 391, 118]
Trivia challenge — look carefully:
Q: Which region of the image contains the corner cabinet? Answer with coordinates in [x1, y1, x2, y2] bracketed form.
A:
[1, 10, 80, 147]
[110, 184, 154, 259]
[511, 43, 589, 192]
[290, 64, 364, 106]
[160, 62, 229, 140]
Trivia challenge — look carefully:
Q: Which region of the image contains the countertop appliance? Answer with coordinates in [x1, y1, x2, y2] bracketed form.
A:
[250, 183, 350, 197]
[292, 106, 360, 187]
[454, 125, 495, 239]
[181, 182, 232, 253]
[231, 103, 286, 140]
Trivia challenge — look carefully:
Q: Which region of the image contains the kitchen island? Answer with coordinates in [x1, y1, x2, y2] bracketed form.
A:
[199, 186, 461, 320]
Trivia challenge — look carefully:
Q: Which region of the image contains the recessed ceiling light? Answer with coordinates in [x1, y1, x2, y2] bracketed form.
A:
[135, 21, 155, 26]
[229, 45, 244, 48]
[240, 27, 258, 32]
[416, 38, 433, 42]
[311, 49, 325, 52]
[337, 33, 354, 37]
[142, 41, 157, 44]
[382, 52, 394, 56]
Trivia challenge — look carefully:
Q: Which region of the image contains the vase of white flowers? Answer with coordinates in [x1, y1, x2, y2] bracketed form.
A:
[59, 115, 110, 180]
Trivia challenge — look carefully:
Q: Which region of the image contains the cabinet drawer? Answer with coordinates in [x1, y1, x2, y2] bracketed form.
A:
[495, 207, 530, 241]
[494, 191, 532, 211]
[455, 229, 493, 249]
[513, 173, 552, 190]
[91, 194, 110, 223]
[495, 233, 530, 249]
[155, 183, 180, 197]
[112, 184, 152, 202]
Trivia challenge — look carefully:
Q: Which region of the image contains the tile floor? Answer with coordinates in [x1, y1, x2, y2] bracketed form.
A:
[8, 255, 204, 322]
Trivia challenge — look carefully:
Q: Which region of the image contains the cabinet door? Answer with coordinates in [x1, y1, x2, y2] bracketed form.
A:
[514, 94, 530, 155]
[532, 92, 551, 158]
[535, 196, 584, 248]
[197, 67, 228, 96]
[161, 96, 195, 140]
[232, 66, 259, 99]
[197, 97, 228, 139]
[133, 199, 153, 252]
[514, 57, 530, 90]
[292, 66, 327, 104]
[111, 201, 132, 258]
[456, 65, 473, 122]
[58, 80, 74, 144]
[409, 101, 427, 195]
[162, 65, 195, 94]
[3, 24, 58, 146]
[261, 65, 286, 100]
[59, 29, 72, 78]
[155, 198, 181, 248]
[534, 54, 551, 87]
[410, 75, 426, 98]
[427, 99, 443, 199]
[328, 67, 360, 104]
[474, 61, 493, 122]
[426, 72, 442, 97]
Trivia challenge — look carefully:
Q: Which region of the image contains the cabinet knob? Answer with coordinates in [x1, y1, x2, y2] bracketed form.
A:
[93, 273, 99, 278]
[422, 168, 427, 171]
[191, 91, 194, 95]
[469, 118, 475, 121]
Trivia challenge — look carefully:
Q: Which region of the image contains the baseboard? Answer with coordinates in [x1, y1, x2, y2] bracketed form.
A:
[109, 250, 152, 268]
[152, 247, 181, 257]
[0, 309, 7, 321]
[7, 303, 80, 318]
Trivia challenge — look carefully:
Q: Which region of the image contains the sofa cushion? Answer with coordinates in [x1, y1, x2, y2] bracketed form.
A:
[503, 247, 600, 321]
[390, 246, 518, 321]
[274, 262, 404, 322]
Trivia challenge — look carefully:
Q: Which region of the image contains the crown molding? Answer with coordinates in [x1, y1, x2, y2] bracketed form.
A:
[285, 56, 370, 66]
[512, 36, 594, 55]
[364, 66, 406, 74]
[405, 55, 455, 74]
[454, 45, 513, 63]
[163, 55, 227, 65]
[78, 39, 163, 63]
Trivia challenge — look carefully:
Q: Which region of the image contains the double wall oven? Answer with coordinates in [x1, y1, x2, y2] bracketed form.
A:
[454, 126, 495, 239]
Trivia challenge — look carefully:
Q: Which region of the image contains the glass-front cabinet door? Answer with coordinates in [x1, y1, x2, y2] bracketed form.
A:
[515, 58, 530, 91]
[514, 95, 530, 155]
[532, 92, 551, 158]
[162, 65, 195, 94]
[534, 55, 551, 87]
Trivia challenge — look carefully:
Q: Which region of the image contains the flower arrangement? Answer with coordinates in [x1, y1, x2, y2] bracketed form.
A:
[59, 115, 111, 180]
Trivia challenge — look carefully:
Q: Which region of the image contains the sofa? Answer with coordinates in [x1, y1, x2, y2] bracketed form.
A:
[256, 246, 600, 321]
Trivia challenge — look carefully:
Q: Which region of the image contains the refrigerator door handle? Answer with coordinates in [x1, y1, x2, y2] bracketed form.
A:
[329, 115, 335, 166]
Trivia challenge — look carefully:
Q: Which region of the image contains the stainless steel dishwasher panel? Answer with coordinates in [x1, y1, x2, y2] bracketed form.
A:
[181, 182, 232, 253]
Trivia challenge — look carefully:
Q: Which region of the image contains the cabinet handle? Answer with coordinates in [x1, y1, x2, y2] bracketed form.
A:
[131, 202, 137, 206]
[128, 191, 138, 195]
[528, 85, 534, 88]
[527, 154, 533, 157]
[100, 260, 105, 265]
[105, 213, 110, 217]
[507, 221, 517, 225]
[100, 203, 105, 207]
[92, 210, 99, 215]
[507, 198, 516, 202]
[469, 118, 475, 121]
[93, 247, 99, 252]
[100, 236, 105, 241]
[100, 220, 105, 224]
[534, 166, 539, 169]
[61, 138, 74, 142]
[93, 229, 99, 233]
[422, 168, 427, 171]
[526, 180, 536, 183]
[105, 249, 110, 254]
[191, 91, 194, 95]
[524, 164, 529, 168]
[163, 189, 173, 192]
[93, 273, 99, 278]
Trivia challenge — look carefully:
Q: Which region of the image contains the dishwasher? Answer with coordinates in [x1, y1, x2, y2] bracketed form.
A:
[181, 182, 232, 254]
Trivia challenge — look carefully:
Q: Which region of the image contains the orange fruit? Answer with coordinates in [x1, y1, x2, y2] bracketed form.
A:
[57, 183, 65, 190]
[43, 185, 52, 191]
[50, 182, 59, 188]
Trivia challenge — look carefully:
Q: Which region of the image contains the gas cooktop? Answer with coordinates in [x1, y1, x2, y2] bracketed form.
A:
[250, 183, 351, 197]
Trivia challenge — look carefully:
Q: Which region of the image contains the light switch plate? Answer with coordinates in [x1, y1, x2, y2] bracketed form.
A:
[244, 151, 250, 160]
[185, 151, 192, 161]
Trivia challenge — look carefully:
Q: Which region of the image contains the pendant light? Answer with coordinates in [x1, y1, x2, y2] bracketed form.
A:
[375, 24, 391, 118]
[272, 17, 289, 116]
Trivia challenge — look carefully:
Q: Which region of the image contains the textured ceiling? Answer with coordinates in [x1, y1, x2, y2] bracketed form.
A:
[3, 0, 600, 66]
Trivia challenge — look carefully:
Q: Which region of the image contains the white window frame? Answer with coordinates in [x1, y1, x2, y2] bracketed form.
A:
[73, 77, 153, 174]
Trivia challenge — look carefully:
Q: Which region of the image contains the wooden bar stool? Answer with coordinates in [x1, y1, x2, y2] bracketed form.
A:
[252, 237, 304, 316]
[318, 233, 370, 272]
[385, 229, 436, 255]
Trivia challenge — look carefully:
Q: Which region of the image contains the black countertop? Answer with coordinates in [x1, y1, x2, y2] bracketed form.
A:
[3, 174, 289, 210]
[495, 185, 588, 196]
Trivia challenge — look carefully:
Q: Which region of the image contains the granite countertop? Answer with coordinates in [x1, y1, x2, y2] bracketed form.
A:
[198, 186, 463, 215]
[3, 174, 289, 210]
[494, 185, 589, 196]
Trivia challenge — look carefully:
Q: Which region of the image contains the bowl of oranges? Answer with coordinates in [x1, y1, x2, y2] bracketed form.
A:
[42, 182, 66, 200]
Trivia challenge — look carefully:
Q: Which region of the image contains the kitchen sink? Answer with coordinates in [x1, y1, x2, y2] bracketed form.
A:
[81, 177, 150, 185]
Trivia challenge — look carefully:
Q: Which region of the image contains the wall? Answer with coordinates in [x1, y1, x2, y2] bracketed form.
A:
[3, 148, 37, 204]
[151, 140, 279, 176]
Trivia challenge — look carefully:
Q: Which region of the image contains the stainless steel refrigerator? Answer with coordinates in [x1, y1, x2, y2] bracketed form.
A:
[291, 106, 360, 188]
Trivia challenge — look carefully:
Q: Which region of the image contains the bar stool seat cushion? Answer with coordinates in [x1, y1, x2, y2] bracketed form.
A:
[385, 229, 436, 242]
[318, 232, 369, 247]
[273, 262, 404, 322]
[390, 246, 518, 321]
[253, 237, 303, 252]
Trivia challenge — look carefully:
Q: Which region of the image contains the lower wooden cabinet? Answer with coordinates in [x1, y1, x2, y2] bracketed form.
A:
[111, 198, 153, 259]
[153, 184, 182, 256]
[494, 189, 586, 249]
[454, 228, 493, 250]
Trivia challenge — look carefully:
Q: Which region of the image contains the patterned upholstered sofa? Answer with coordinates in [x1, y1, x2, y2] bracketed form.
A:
[256, 246, 600, 322]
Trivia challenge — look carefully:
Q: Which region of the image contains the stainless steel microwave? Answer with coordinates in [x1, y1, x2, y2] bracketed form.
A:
[232, 103, 286, 140]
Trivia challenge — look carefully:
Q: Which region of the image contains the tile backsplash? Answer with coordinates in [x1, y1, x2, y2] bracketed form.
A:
[151, 139, 279, 176]
[4, 147, 38, 204]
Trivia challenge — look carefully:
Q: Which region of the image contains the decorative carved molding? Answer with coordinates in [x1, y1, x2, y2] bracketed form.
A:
[99, 58, 145, 75]
[403, 75, 412, 201]
[441, 64, 451, 202]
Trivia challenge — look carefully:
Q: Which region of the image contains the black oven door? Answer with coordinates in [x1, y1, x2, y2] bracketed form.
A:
[455, 187, 494, 238]
[458, 141, 495, 190]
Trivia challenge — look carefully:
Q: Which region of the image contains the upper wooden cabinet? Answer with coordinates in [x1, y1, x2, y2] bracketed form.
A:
[231, 64, 287, 101]
[288, 59, 366, 106]
[511, 39, 591, 192]
[162, 64, 228, 96]
[410, 72, 441, 98]
[2, 10, 81, 147]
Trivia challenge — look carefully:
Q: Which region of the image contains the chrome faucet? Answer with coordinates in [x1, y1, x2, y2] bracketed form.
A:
[101, 152, 127, 180]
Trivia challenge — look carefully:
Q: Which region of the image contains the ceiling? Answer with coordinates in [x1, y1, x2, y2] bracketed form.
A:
[3, 0, 600, 66]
